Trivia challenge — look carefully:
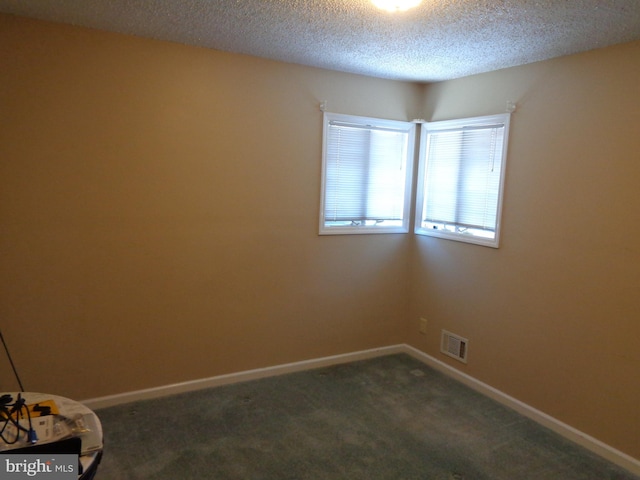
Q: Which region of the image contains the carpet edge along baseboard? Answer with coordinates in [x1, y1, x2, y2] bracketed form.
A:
[81, 343, 640, 476]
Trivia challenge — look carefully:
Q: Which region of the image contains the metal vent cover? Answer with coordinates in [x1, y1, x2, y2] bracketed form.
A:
[441, 330, 468, 364]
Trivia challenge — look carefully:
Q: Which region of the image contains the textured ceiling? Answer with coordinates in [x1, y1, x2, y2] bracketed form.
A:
[2, 0, 640, 82]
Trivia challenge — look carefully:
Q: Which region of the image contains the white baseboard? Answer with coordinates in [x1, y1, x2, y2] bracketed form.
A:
[82, 343, 639, 476]
[82, 345, 404, 410]
[402, 344, 640, 477]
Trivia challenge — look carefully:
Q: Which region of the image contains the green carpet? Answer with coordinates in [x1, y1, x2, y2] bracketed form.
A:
[94, 354, 638, 479]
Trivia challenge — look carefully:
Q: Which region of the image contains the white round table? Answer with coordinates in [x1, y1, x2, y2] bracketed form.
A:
[0, 392, 103, 479]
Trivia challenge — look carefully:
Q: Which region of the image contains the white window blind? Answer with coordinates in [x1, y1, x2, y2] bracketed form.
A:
[415, 113, 510, 247]
[320, 113, 415, 234]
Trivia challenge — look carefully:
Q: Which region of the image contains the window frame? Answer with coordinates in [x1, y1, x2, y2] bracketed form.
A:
[319, 112, 416, 235]
[414, 113, 511, 248]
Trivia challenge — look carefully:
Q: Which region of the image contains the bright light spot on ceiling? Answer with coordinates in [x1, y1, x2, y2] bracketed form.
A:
[372, 0, 422, 13]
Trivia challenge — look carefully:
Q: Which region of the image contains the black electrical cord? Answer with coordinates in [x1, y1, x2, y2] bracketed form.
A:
[0, 394, 36, 445]
[0, 328, 24, 392]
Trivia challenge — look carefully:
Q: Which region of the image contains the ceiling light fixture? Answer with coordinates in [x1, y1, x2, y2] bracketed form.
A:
[372, 0, 422, 13]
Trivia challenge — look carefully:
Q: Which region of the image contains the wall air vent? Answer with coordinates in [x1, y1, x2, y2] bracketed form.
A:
[441, 330, 468, 363]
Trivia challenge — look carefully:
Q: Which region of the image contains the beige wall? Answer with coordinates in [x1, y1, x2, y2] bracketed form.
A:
[0, 14, 419, 399]
[409, 41, 640, 458]
[2, 13, 639, 461]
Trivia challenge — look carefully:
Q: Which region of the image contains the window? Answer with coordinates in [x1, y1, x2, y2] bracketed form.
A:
[319, 112, 415, 235]
[415, 113, 511, 248]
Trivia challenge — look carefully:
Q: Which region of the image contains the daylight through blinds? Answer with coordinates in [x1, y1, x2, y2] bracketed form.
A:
[324, 121, 409, 223]
[422, 123, 505, 232]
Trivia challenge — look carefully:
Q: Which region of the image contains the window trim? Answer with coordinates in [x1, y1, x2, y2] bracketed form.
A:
[319, 112, 416, 235]
[414, 113, 511, 248]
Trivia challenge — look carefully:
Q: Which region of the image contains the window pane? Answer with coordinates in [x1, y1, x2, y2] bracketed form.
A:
[320, 113, 415, 234]
[324, 124, 370, 221]
[366, 130, 408, 221]
[416, 114, 510, 247]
